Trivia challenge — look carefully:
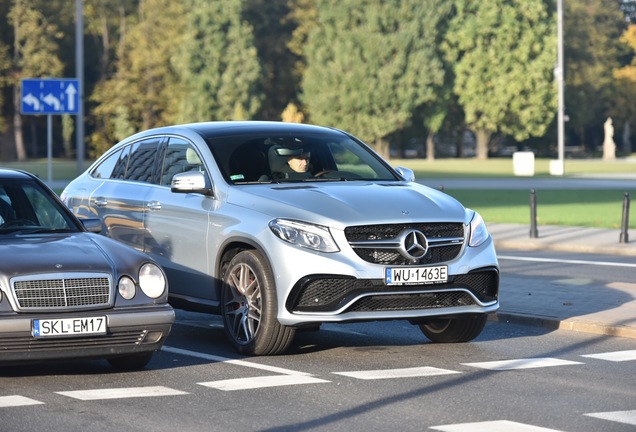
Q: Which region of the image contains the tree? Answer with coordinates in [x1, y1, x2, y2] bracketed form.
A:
[301, 0, 448, 157]
[7, 0, 64, 161]
[172, 0, 262, 123]
[613, 23, 636, 153]
[564, 0, 626, 152]
[89, 0, 185, 154]
[444, 0, 557, 159]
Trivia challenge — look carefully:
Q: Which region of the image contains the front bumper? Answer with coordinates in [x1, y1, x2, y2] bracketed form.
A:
[0, 304, 175, 363]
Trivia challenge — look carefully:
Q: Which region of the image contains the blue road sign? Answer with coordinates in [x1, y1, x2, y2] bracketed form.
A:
[21, 78, 79, 115]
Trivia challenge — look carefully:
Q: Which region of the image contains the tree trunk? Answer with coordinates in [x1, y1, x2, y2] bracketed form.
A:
[375, 137, 390, 160]
[12, 85, 27, 161]
[475, 128, 490, 160]
[426, 131, 435, 161]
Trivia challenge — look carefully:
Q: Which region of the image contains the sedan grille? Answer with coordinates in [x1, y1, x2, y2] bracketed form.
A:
[11, 273, 112, 311]
[345, 223, 465, 265]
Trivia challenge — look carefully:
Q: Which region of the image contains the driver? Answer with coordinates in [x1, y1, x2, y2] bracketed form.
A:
[286, 152, 310, 174]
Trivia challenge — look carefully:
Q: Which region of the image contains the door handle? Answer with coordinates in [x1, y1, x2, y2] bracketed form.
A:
[146, 201, 162, 211]
[94, 198, 108, 207]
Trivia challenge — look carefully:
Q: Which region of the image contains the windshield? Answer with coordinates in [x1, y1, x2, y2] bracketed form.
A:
[0, 179, 79, 234]
[206, 131, 400, 184]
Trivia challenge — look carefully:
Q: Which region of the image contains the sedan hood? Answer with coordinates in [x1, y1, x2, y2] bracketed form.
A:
[229, 182, 467, 228]
[0, 232, 116, 277]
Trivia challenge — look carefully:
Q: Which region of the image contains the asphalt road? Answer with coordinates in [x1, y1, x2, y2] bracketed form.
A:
[1, 249, 635, 432]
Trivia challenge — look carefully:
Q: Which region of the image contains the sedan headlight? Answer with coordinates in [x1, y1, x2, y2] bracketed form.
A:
[468, 211, 490, 247]
[269, 219, 339, 253]
[139, 263, 166, 298]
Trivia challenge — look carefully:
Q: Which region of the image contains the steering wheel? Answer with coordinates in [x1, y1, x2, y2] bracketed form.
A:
[313, 170, 334, 177]
[0, 218, 37, 228]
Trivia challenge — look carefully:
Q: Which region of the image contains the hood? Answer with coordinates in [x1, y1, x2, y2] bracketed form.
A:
[0, 232, 115, 277]
[228, 181, 467, 228]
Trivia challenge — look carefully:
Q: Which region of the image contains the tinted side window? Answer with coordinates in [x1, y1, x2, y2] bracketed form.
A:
[160, 137, 205, 186]
[125, 138, 161, 183]
[90, 148, 124, 179]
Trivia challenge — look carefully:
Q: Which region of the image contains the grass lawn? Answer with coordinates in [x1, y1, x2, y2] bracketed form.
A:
[1, 157, 634, 229]
[445, 189, 635, 229]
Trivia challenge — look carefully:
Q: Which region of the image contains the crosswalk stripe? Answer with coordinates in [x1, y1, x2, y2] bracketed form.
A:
[581, 350, 636, 362]
[198, 375, 330, 391]
[584, 410, 636, 426]
[463, 357, 583, 371]
[333, 366, 460, 380]
[0, 395, 45, 408]
[162, 345, 312, 376]
[429, 420, 565, 431]
[56, 386, 189, 401]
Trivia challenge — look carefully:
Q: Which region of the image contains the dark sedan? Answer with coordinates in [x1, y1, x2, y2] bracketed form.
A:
[0, 169, 174, 369]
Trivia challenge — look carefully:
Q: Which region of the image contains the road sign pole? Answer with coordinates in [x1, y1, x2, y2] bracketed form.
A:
[47, 115, 53, 185]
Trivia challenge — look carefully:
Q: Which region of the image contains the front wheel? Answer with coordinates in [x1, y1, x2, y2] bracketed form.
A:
[418, 315, 488, 343]
[221, 250, 295, 355]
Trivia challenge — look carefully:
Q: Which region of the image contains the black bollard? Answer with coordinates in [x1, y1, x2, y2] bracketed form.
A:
[530, 189, 538, 238]
[619, 192, 630, 243]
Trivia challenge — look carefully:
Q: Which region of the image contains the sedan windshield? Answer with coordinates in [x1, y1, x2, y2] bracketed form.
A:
[0, 179, 78, 234]
[206, 132, 400, 184]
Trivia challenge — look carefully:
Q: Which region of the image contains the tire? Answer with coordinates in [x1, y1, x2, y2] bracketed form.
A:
[418, 315, 488, 343]
[221, 250, 295, 355]
[107, 352, 153, 370]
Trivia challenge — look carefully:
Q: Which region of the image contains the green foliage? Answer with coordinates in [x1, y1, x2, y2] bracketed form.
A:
[301, 0, 449, 146]
[173, 0, 263, 122]
[565, 0, 627, 148]
[444, 0, 557, 158]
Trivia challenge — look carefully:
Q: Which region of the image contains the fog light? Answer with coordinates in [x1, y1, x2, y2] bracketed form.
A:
[118, 276, 136, 300]
[143, 331, 163, 344]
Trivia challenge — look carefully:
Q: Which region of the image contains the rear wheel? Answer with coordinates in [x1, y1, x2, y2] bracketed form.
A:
[418, 315, 488, 343]
[221, 250, 295, 355]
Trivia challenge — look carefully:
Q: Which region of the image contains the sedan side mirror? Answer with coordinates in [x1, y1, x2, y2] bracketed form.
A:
[81, 218, 102, 233]
[171, 171, 212, 195]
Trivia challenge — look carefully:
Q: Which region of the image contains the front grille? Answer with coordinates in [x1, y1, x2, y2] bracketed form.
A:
[287, 268, 498, 313]
[347, 291, 476, 312]
[11, 273, 112, 311]
[345, 222, 465, 265]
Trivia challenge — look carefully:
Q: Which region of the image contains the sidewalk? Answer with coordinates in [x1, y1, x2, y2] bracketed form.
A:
[488, 223, 636, 339]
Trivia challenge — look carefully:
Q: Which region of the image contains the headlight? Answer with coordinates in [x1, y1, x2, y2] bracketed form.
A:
[118, 276, 136, 300]
[139, 263, 166, 298]
[269, 219, 339, 252]
[468, 211, 490, 247]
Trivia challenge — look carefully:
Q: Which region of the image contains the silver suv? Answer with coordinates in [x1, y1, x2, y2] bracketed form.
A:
[62, 121, 499, 355]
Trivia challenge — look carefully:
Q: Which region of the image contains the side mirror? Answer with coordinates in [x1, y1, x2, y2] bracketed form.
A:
[171, 171, 212, 195]
[394, 166, 415, 182]
[81, 218, 102, 233]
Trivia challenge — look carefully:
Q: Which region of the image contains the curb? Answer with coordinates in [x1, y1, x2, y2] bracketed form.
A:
[491, 313, 636, 340]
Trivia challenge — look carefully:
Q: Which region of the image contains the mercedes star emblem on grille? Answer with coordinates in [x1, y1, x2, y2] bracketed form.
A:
[398, 229, 428, 261]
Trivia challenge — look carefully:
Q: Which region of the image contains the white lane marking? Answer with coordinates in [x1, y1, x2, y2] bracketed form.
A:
[584, 410, 636, 426]
[333, 366, 460, 380]
[198, 375, 330, 391]
[581, 350, 636, 362]
[161, 345, 311, 376]
[0, 395, 45, 408]
[430, 420, 564, 432]
[498, 255, 636, 268]
[463, 357, 583, 371]
[56, 386, 188, 401]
